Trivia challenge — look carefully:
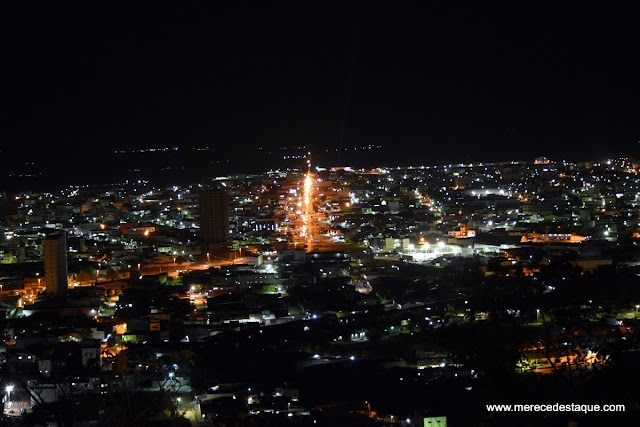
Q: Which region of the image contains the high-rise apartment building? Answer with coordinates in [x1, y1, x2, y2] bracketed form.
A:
[43, 230, 68, 296]
[198, 185, 230, 255]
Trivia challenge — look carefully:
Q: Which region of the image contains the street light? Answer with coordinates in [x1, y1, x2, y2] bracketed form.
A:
[6, 384, 14, 412]
[206, 252, 210, 266]
[365, 401, 371, 417]
[536, 309, 541, 323]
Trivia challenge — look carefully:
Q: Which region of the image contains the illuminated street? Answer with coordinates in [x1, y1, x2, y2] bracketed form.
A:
[285, 154, 339, 253]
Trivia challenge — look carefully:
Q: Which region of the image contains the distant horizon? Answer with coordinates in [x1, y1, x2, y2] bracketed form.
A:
[1, 146, 637, 194]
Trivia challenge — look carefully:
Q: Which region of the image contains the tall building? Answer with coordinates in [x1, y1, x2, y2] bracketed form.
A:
[43, 230, 68, 296]
[198, 185, 230, 255]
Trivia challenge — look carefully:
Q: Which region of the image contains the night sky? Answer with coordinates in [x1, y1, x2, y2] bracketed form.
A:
[3, 1, 640, 188]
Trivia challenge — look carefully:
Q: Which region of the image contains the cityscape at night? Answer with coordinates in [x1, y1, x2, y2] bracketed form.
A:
[3, 1, 640, 426]
[2, 154, 640, 426]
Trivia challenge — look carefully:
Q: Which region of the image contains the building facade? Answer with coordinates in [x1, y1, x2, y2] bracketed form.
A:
[198, 186, 230, 255]
[43, 230, 68, 296]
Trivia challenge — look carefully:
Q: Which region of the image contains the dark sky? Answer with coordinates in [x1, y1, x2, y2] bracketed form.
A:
[3, 0, 640, 187]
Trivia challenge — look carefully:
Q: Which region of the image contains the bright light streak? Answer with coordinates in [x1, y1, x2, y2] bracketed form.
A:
[301, 171, 315, 241]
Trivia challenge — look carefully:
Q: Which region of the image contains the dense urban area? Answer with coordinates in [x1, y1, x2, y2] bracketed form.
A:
[1, 156, 640, 426]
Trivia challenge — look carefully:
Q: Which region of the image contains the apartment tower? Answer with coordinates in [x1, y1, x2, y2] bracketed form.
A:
[43, 230, 68, 296]
[198, 184, 230, 256]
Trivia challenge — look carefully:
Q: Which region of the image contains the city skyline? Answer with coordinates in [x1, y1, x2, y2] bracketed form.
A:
[3, 1, 640, 190]
[2, 155, 640, 425]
